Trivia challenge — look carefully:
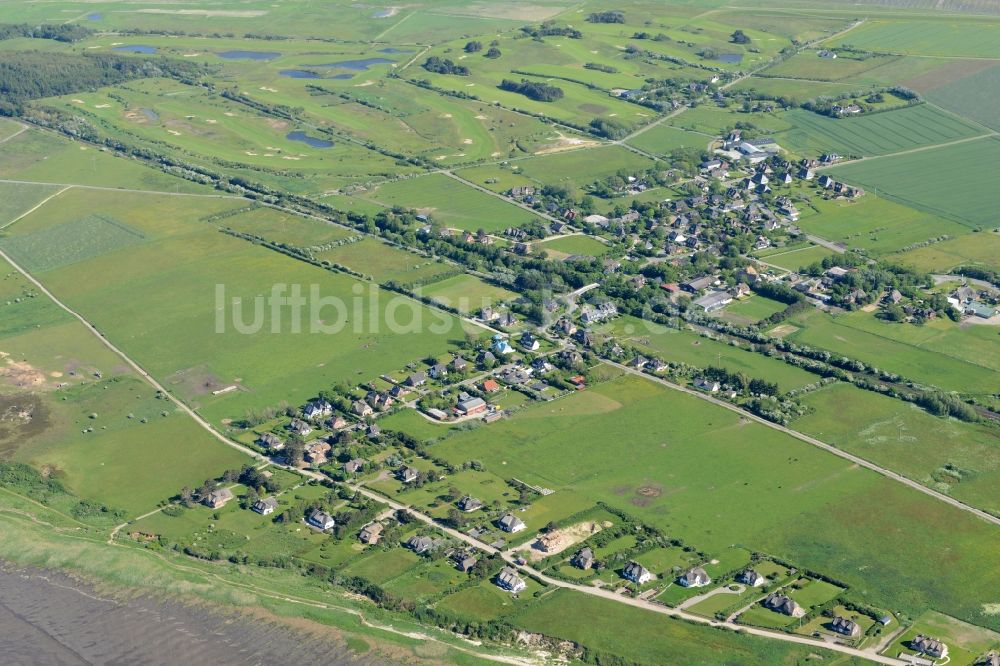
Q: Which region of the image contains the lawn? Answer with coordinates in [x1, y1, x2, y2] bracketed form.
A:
[362, 173, 542, 233]
[786, 579, 844, 609]
[535, 235, 610, 259]
[885, 610, 1000, 665]
[829, 136, 1000, 229]
[2, 188, 477, 425]
[428, 372, 1000, 631]
[795, 383, 1000, 516]
[757, 244, 837, 271]
[417, 273, 518, 314]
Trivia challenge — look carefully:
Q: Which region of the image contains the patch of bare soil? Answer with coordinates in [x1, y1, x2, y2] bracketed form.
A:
[0, 394, 50, 456]
[632, 484, 663, 507]
[526, 521, 605, 562]
[0, 353, 47, 389]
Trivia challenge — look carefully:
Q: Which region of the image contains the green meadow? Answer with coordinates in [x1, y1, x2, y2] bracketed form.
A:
[363, 173, 542, 232]
[315, 238, 456, 285]
[893, 229, 1000, 274]
[829, 18, 1000, 58]
[775, 105, 984, 158]
[796, 383, 1000, 516]
[429, 372, 1000, 630]
[1, 188, 476, 425]
[417, 273, 518, 314]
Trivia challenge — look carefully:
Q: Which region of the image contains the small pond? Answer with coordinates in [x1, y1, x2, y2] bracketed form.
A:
[86, 13, 102, 21]
[113, 45, 156, 54]
[716, 53, 744, 63]
[286, 131, 334, 148]
[217, 50, 281, 60]
[315, 57, 393, 71]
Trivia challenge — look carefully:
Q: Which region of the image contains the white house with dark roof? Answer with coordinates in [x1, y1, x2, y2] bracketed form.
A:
[307, 509, 335, 531]
[497, 513, 526, 533]
[623, 561, 653, 584]
[496, 566, 527, 593]
[677, 566, 711, 588]
[252, 496, 279, 515]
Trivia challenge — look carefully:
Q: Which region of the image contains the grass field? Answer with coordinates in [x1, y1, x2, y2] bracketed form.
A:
[1, 188, 476, 425]
[795, 383, 1000, 516]
[626, 124, 711, 155]
[892, 230, 1000, 273]
[757, 244, 837, 271]
[535, 234, 610, 259]
[416, 273, 518, 314]
[363, 174, 541, 233]
[719, 296, 788, 325]
[505, 145, 657, 189]
[0, 182, 62, 229]
[428, 372, 1000, 630]
[784, 309, 999, 397]
[794, 194, 970, 256]
[514, 590, 864, 665]
[729, 76, 859, 104]
[886, 610, 1000, 665]
[220, 207, 355, 248]
[775, 105, 984, 158]
[315, 238, 456, 285]
[829, 19, 1000, 58]
[0, 127, 212, 193]
[601, 316, 818, 392]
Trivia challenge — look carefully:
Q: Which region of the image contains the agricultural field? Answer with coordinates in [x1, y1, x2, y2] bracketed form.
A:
[218, 206, 356, 248]
[506, 144, 657, 189]
[362, 173, 542, 232]
[830, 136, 1000, 228]
[920, 62, 1000, 132]
[429, 372, 1000, 630]
[728, 76, 859, 105]
[626, 124, 712, 155]
[774, 105, 984, 158]
[795, 383, 1000, 516]
[760, 51, 901, 82]
[0, 181, 62, 229]
[756, 244, 837, 271]
[0, 188, 476, 425]
[828, 18, 1000, 58]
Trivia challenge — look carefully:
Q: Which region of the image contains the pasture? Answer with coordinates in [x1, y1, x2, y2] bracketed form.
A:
[315, 238, 456, 285]
[830, 137, 1000, 228]
[219, 206, 355, 248]
[729, 77, 858, 105]
[428, 372, 1000, 629]
[363, 174, 542, 232]
[506, 145, 656, 188]
[774, 105, 983, 158]
[0, 182, 62, 229]
[794, 194, 970, 256]
[2, 188, 475, 425]
[795, 383, 1000, 516]
[719, 295, 788, 325]
[601, 316, 818, 392]
[416, 274, 518, 314]
[893, 230, 1000, 274]
[760, 51, 900, 82]
[627, 124, 711, 155]
[757, 244, 836, 271]
[784, 309, 999, 397]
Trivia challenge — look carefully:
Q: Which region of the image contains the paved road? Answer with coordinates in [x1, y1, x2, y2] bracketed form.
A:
[605, 360, 1000, 528]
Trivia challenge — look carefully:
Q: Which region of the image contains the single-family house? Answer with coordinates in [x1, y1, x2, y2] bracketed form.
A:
[763, 593, 805, 617]
[677, 566, 711, 588]
[497, 513, 526, 533]
[911, 635, 948, 659]
[623, 561, 653, 585]
[407, 535, 436, 554]
[407, 371, 427, 387]
[358, 522, 383, 545]
[736, 568, 766, 587]
[257, 432, 284, 451]
[830, 616, 861, 638]
[481, 378, 501, 394]
[519, 332, 540, 351]
[307, 509, 336, 531]
[682, 275, 716, 293]
[496, 566, 527, 593]
[455, 553, 478, 572]
[304, 440, 332, 464]
[572, 547, 595, 570]
[451, 356, 468, 372]
[398, 466, 419, 484]
[492, 334, 516, 356]
[303, 400, 333, 420]
[343, 458, 365, 474]
[694, 378, 721, 392]
[288, 419, 313, 436]
[457, 496, 483, 512]
[429, 363, 448, 380]
[203, 487, 234, 509]
[252, 496, 279, 515]
[351, 400, 373, 418]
